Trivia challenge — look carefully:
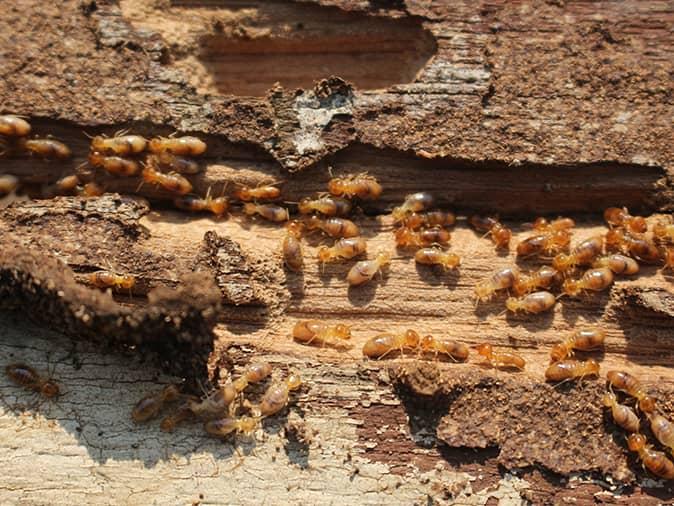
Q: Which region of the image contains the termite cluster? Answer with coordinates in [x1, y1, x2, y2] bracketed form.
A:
[602, 370, 674, 480]
[544, 328, 604, 382]
[130, 361, 301, 444]
[474, 207, 673, 316]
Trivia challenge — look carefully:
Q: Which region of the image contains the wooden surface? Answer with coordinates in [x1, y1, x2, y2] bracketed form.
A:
[1, 0, 673, 504]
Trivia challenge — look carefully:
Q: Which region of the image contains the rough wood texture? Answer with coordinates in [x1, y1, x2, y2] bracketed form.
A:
[1, 0, 673, 504]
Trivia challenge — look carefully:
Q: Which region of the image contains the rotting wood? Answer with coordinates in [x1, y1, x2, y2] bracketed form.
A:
[1, 0, 674, 504]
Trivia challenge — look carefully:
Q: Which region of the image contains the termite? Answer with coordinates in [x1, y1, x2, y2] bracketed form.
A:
[5, 363, 60, 398]
[304, 215, 360, 238]
[474, 344, 525, 370]
[604, 207, 647, 233]
[653, 220, 674, 244]
[474, 266, 520, 303]
[469, 215, 512, 249]
[292, 321, 352, 349]
[243, 202, 289, 222]
[283, 220, 304, 272]
[327, 173, 382, 200]
[188, 383, 238, 419]
[414, 247, 461, 270]
[512, 266, 559, 296]
[605, 229, 661, 264]
[505, 291, 556, 314]
[160, 399, 197, 433]
[89, 152, 140, 176]
[80, 182, 105, 197]
[391, 192, 434, 222]
[561, 267, 614, 297]
[233, 184, 281, 202]
[419, 335, 469, 361]
[42, 174, 80, 197]
[17, 138, 72, 160]
[346, 251, 392, 286]
[147, 152, 201, 174]
[544, 359, 600, 382]
[401, 211, 456, 230]
[394, 226, 451, 248]
[550, 328, 606, 362]
[593, 254, 639, 275]
[298, 195, 352, 216]
[528, 216, 575, 232]
[86, 271, 136, 291]
[627, 433, 674, 479]
[552, 236, 604, 273]
[142, 165, 192, 194]
[648, 413, 674, 454]
[317, 237, 367, 263]
[91, 134, 147, 156]
[0, 174, 19, 196]
[602, 392, 640, 433]
[174, 193, 229, 217]
[231, 362, 273, 393]
[131, 384, 181, 423]
[0, 115, 31, 137]
[258, 373, 302, 417]
[148, 135, 206, 156]
[606, 370, 657, 413]
[362, 330, 420, 359]
[516, 230, 570, 257]
[204, 415, 259, 438]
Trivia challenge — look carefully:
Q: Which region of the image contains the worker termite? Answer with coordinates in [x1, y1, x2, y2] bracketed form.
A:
[414, 247, 461, 270]
[131, 384, 181, 423]
[474, 344, 525, 370]
[347, 251, 392, 286]
[142, 165, 193, 194]
[0, 115, 31, 137]
[160, 399, 196, 432]
[327, 173, 382, 200]
[653, 220, 674, 244]
[147, 152, 201, 174]
[561, 267, 614, 297]
[512, 266, 559, 296]
[544, 359, 600, 382]
[188, 383, 238, 419]
[87, 271, 136, 291]
[401, 210, 456, 229]
[362, 330, 421, 359]
[91, 134, 147, 156]
[550, 328, 606, 362]
[627, 434, 674, 479]
[552, 236, 604, 273]
[394, 226, 451, 248]
[17, 138, 72, 160]
[419, 335, 469, 362]
[391, 192, 434, 222]
[593, 254, 639, 275]
[298, 195, 352, 216]
[304, 215, 360, 238]
[648, 413, 674, 454]
[0, 174, 19, 196]
[516, 231, 571, 257]
[469, 215, 512, 249]
[233, 184, 282, 202]
[258, 373, 302, 417]
[204, 416, 259, 438]
[42, 174, 80, 197]
[231, 362, 273, 393]
[474, 266, 520, 303]
[292, 320, 352, 349]
[174, 193, 229, 217]
[602, 392, 640, 433]
[148, 135, 207, 156]
[605, 229, 661, 264]
[505, 290, 556, 314]
[5, 363, 60, 398]
[528, 216, 575, 232]
[243, 202, 289, 222]
[317, 237, 367, 263]
[604, 207, 647, 233]
[606, 371, 656, 413]
[80, 182, 105, 197]
[283, 220, 304, 272]
[89, 152, 140, 176]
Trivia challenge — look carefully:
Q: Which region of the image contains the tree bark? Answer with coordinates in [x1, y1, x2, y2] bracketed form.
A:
[0, 0, 673, 504]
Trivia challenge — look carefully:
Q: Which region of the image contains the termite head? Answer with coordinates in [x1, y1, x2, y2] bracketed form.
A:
[638, 396, 657, 413]
[403, 329, 420, 348]
[209, 197, 229, 216]
[473, 282, 492, 303]
[561, 279, 582, 297]
[287, 373, 302, 391]
[119, 276, 136, 290]
[552, 253, 575, 272]
[474, 344, 492, 357]
[238, 416, 259, 436]
[419, 334, 433, 351]
[41, 380, 60, 398]
[604, 229, 625, 251]
[504, 297, 520, 312]
[334, 324, 351, 340]
[317, 246, 333, 263]
[602, 392, 616, 407]
[375, 250, 392, 267]
[627, 433, 647, 452]
[492, 226, 512, 247]
[586, 359, 600, 376]
[242, 202, 256, 216]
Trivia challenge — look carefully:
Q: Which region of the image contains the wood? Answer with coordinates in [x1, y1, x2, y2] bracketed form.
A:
[1, 0, 673, 504]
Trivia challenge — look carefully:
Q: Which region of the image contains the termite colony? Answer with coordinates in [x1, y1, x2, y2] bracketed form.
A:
[130, 362, 302, 445]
